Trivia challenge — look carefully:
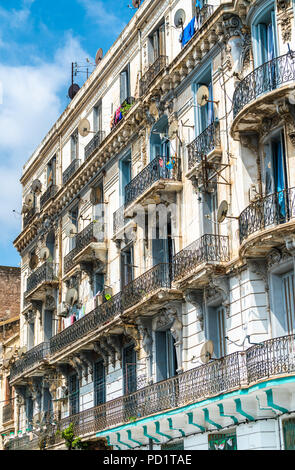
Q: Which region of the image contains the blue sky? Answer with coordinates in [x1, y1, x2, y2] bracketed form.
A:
[0, 0, 136, 267]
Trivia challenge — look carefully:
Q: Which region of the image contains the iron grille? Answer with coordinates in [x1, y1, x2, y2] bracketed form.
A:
[62, 159, 80, 185]
[40, 185, 58, 209]
[2, 403, 13, 423]
[172, 234, 229, 281]
[139, 56, 167, 96]
[84, 130, 106, 160]
[187, 121, 221, 170]
[124, 155, 181, 208]
[25, 262, 56, 295]
[233, 51, 295, 118]
[239, 187, 295, 244]
[10, 342, 49, 381]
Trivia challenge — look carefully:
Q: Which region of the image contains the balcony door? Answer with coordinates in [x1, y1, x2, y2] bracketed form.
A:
[69, 373, 79, 416]
[252, 9, 277, 68]
[282, 271, 295, 336]
[148, 23, 165, 64]
[93, 101, 102, 133]
[94, 360, 106, 406]
[150, 115, 170, 162]
[69, 206, 79, 251]
[43, 310, 53, 342]
[155, 330, 177, 382]
[27, 320, 35, 350]
[152, 211, 173, 267]
[120, 64, 130, 104]
[202, 187, 218, 236]
[120, 152, 131, 204]
[123, 343, 137, 395]
[120, 244, 134, 289]
[206, 305, 226, 359]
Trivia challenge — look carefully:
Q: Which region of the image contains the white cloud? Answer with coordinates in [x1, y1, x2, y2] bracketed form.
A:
[79, 0, 126, 35]
[0, 34, 90, 248]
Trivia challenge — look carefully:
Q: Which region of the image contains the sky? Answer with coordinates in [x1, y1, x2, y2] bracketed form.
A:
[0, 0, 137, 267]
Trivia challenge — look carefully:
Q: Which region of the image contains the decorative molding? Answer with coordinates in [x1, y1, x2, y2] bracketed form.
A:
[185, 289, 204, 329]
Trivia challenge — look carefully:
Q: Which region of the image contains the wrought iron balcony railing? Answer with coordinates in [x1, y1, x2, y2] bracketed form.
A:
[173, 234, 229, 281]
[139, 56, 167, 96]
[84, 130, 106, 160]
[122, 263, 171, 311]
[187, 121, 221, 170]
[113, 205, 127, 235]
[62, 159, 80, 185]
[23, 207, 36, 229]
[233, 51, 295, 118]
[63, 221, 105, 275]
[10, 342, 49, 381]
[25, 262, 56, 296]
[124, 156, 181, 208]
[2, 403, 13, 424]
[40, 185, 58, 210]
[50, 292, 123, 355]
[239, 187, 295, 244]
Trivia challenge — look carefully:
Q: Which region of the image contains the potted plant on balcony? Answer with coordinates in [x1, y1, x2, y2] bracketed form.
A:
[56, 423, 88, 450]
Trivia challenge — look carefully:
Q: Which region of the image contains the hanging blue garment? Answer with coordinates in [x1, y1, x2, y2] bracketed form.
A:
[182, 17, 196, 47]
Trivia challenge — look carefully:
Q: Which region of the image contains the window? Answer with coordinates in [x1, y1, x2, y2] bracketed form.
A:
[93, 102, 102, 133]
[150, 115, 170, 161]
[148, 22, 166, 64]
[195, 66, 214, 136]
[206, 305, 226, 358]
[252, 6, 277, 68]
[94, 360, 106, 406]
[69, 373, 79, 415]
[47, 155, 56, 187]
[123, 343, 137, 394]
[120, 244, 134, 289]
[152, 210, 173, 266]
[264, 131, 287, 197]
[161, 440, 184, 450]
[282, 271, 295, 335]
[43, 310, 53, 342]
[202, 186, 218, 235]
[120, 65, 130, 104]
[94, 272, 104, 297]
[120, 152, 132, 203]
[27, 319, 35, 350]
[155, 329, 177, 381]
[208, 432, 237, 450]
[69, 206, 78, 251]
[71, 129, 79, 161]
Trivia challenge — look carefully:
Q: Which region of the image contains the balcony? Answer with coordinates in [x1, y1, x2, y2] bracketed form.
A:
[50, 292, 123, 356]
[84, 130, 106, 161]
[40, 185, 58, 210]
[232, 52, 295, 138]
[63, 221, 106, 276]
[23, 207, 37, 229]
[238, 187, 295, 256]
[25, 262, 58, 300]
[10, 342, 49, 382]
[2, 403, 13, 424]
[124, 156, 182, 215]
[172, 234, 229, 284]
[139, 56, 167, 97]
[186, 121, 221, 176]
[122, 263, 172, 312]
[62, 159, 80, 185]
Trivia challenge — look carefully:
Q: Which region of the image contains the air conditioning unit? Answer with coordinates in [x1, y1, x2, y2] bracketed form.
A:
[56, 386, 68, 400]
[57, 302, 68, 317]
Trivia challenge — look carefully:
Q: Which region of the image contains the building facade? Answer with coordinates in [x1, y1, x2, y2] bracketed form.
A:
[7, 0, 295, 450]
[0, 266, 21, 450]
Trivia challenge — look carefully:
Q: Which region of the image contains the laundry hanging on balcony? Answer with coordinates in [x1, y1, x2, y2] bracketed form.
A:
[181, 17, 197, 48]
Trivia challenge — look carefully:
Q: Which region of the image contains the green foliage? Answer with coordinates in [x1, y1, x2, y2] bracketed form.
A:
[58, 423, 88, 450]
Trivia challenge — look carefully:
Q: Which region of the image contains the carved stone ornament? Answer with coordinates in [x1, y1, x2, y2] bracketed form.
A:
[247, 258, 269, 290]
[276, 99, 295, 146]
[209, 276, 230, 318]
[184, 289, 204, 329]
[267, 247, 283, 268]
[123, 323, 141, 352]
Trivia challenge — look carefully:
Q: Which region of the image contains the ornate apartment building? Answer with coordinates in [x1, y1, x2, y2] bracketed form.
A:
[6, 0, 295, 451]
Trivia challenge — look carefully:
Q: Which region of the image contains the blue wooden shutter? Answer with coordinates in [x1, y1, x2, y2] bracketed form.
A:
[155, 331, 168, 381]
[94, 361, 106, 405]
[44, 310, 53, 342]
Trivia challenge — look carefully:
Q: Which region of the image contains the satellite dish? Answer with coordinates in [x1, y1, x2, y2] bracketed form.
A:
[174, 9, 186, 28]
[132, 0, 141, 8]
[95, 48, 103, 65]
[31, 179, 42, 194]
[66, 288, 78, 306]
[65, 223, 77, 238]
[29, 254, 39, 270]
[90, 186, 102, 205]
[197, 85, 210, 107]
[200, 340, 214, 364]
[78, 118, 91, 137]
[25, 193, 34, 208]
[39, 247, 50, 262]
[68, 83, 80, 100]
[168, 120, 178, 139]
[217, 200, 229, 223]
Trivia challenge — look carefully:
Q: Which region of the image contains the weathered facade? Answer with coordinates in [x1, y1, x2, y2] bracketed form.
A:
[7, 0, 295, 450]
[0, 266, 20, 450]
